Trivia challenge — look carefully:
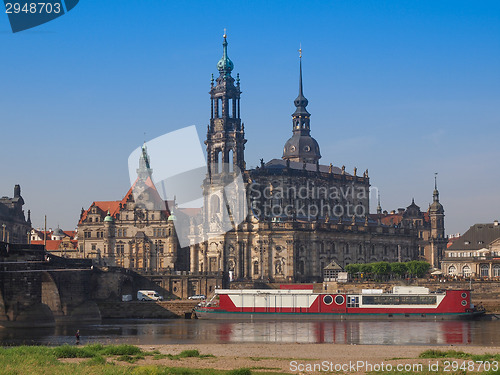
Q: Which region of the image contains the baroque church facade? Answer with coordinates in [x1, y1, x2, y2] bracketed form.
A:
[74, 36, 446, 282]
[187, 36, 447, 282]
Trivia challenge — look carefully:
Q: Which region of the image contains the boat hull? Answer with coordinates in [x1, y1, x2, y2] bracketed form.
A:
[194, 308, 484, 321]
[194, 287, 484, 321]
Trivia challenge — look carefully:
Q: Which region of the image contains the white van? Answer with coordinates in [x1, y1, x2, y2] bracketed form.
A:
[137, 290, 163, 301]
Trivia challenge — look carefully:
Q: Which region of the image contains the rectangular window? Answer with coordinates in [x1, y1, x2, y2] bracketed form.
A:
[116, 244, 124, 255]
[347, 296, 359, 308]
[362, 295, 436, 305]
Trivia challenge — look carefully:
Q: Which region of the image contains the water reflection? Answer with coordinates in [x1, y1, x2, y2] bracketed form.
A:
[0, 319, 497, 346]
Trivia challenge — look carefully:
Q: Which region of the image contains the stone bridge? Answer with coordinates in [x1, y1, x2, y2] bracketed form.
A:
[0, 242, 223, 327]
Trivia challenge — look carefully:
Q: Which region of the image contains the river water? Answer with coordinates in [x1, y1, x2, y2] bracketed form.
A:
[1, 319, 499, 347]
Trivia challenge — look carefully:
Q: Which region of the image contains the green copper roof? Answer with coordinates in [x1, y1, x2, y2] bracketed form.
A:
[168, 214, 176, 221]
[217, 34, 234, 78]
[104, 210, 114, 222]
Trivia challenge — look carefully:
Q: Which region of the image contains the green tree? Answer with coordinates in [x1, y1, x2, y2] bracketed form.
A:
[406, 261, 430, 278]
[390, 262, 408, 278]
[360, 263, 373, 275]
[345, 263, 360, 276]
[372, 262, 391, 279]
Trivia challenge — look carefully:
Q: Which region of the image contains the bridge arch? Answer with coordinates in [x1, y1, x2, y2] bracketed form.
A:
[41, 272, 63, 317]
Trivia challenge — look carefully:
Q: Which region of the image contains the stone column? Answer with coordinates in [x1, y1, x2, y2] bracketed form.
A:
[190, 245, 198, 273]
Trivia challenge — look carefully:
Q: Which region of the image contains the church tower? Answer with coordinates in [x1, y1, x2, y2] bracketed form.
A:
[137, 142, 153, 181]
[205, 32, 246, 178]
[429, 174, 446, 267]
[282, 50, 321, 163]
[429, 174, 445, 239]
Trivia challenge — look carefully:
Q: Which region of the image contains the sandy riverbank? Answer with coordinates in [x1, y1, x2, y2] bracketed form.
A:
[137, 343, 500, 374]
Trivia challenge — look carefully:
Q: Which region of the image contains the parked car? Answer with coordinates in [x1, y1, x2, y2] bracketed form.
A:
[188, 294, 206, 300]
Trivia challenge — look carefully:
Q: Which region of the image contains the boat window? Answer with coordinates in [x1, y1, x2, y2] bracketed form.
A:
[362, 295, 437, 305]
[323, 295, 333, 305]
[347, 295, 359, 308]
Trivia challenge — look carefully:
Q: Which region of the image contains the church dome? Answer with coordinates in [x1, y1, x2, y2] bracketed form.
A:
[429, 197, 444, 214]
[282, 133, 321, 163]
[104, 211, 114, 222]
[217, 35, 233, 77]
[52, 227, 65, 237]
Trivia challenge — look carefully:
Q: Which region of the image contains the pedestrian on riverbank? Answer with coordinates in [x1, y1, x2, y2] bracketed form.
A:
[75, 330, 80, 345]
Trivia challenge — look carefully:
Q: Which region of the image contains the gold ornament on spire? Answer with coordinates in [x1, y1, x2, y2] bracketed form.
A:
[298, 43, 302, 58]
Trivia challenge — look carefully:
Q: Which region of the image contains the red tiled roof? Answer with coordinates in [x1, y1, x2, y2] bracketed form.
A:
[31, 240, 78, 251]
[78, 177, 170, 225]
[63, 230, 77, 239]
[380, 214, 403, 226]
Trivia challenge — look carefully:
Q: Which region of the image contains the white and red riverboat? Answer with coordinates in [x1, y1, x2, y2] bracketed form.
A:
[194, 286, 485, 320]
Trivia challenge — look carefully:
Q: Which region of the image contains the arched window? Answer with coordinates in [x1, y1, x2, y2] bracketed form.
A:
[217, 151, 222, 173]
[493, 265, 500, 277]
[211, 195, 220, 214]
[448, 265, 456, 275]
[228, 149, 234, 173]
[253, 261, 259, 275]
[331, 243, 336, 253]
[480, 264, 489, 277]
[462, 265, 471, 277]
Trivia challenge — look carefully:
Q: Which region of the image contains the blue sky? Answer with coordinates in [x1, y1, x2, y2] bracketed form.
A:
[0, 0, 499, 235]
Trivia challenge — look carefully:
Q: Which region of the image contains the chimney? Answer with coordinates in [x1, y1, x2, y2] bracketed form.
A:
[14, 184, 21, 198]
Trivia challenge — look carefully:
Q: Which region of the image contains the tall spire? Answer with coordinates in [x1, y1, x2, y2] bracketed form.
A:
[430, 172, 444, 214]
[137, 142, 153, 180]
[293, 49, 310, 119]
[433, 172, 439, 202]
[282, 46, 321, 163]
[217, 29, 234, 78]
[377, 193, 382, 214]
